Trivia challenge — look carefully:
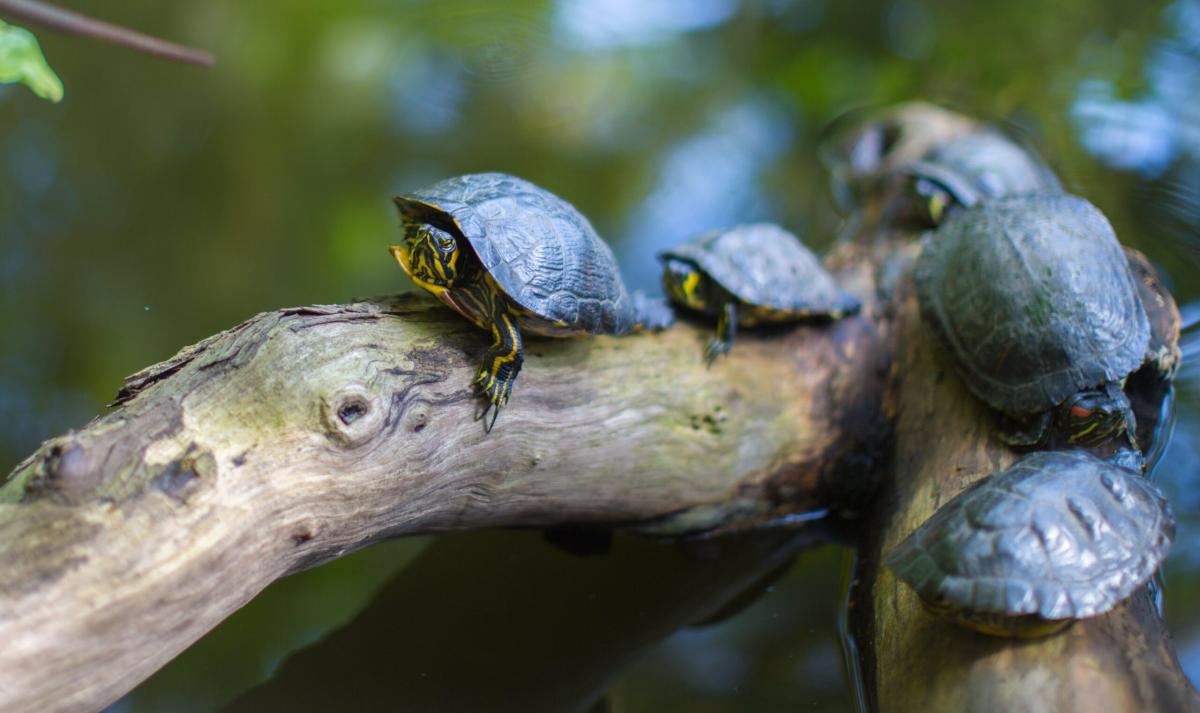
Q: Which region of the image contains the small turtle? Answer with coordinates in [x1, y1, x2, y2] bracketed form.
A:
[915, 194, 1151, 454]
[886, 450, 1175, 637]
[659, 223, 861, 363]
[903, 131, 1061, 225]
[391, 172, 671, 429]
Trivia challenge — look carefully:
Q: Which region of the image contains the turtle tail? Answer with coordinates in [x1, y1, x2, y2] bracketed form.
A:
[631, 291, 676, 332]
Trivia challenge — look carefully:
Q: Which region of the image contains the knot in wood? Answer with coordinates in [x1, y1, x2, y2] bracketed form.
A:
[322, 384, 385, 447]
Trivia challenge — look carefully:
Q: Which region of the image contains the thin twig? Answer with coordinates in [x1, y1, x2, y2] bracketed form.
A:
[0, 0, 213, 67]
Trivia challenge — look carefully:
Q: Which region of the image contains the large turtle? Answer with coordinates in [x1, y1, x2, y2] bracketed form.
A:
[659, 223, 861, 363]
[886, 450, 1175, 637]
[915, 193, 1151, 454]
[902, 130, 1062, 225]
[390, 172, 671, 429]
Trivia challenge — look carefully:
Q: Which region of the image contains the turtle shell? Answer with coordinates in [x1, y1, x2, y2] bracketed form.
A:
[915, 194, 1151, 416]
[660, 223, 860, 316]
[905, 131, 1062, 208]
[886, 450, 1175, 620]
[395, 173, 638, 335]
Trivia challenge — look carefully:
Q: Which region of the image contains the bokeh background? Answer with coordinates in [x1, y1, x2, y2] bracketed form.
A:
[2, 0, 1199, 711]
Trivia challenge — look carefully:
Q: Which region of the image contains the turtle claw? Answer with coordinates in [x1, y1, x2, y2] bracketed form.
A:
[474, 367, 514, 433]
[475, 401, 501, 433]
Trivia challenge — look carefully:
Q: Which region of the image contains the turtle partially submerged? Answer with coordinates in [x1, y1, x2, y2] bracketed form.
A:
[659, 223, 861, 363]
[915, 194, 1151, 454]
[886, 450, 1175, 637]
[902, 131, 1061, 225]
[391, 172, 671, 428]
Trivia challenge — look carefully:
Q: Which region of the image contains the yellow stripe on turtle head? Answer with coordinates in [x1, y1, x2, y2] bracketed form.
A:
[682, 270, 701, 302]
[928, 192, 947, 224]
[388, 244, 414, 276]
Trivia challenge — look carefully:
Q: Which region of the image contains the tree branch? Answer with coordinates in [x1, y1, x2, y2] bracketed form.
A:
[848, 239, 1199, 712]
[0, 0, 213, 66]
[0, 274, 889, 712]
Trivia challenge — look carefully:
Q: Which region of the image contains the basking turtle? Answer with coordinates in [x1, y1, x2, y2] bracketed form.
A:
[886, 450, 1175, 637]
[390, 172, 671, 429]
[903, 131, 1061, 225]
[819, 102, 979, 214]
[915, 194, 1151, 453]
[659, 223, 861, 363]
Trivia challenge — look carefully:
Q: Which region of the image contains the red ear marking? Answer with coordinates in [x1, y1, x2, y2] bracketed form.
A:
[1069, 405, 1093, 419]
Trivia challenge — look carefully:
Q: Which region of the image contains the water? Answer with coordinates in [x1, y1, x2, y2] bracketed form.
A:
[3, 0, 1198, 710]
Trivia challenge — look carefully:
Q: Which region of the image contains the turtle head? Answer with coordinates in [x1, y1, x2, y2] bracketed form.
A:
[661, 258, 707, 312]
[390, 222, 462, 294]
[1057, 383, 1135, 448]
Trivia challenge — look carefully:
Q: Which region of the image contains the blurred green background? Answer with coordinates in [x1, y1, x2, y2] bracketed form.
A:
[3, 0, 1199, 711]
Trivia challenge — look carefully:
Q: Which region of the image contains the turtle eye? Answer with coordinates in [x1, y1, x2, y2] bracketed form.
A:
[439, 237, 455, 251]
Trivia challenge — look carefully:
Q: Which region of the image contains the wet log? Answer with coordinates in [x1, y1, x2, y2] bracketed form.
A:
[849, 261, 1200, 712]
[0, 273, 889, 713]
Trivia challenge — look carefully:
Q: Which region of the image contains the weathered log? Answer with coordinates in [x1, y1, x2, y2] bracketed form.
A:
[0, 272, 888, 713]
[849, 267, 1200, 712]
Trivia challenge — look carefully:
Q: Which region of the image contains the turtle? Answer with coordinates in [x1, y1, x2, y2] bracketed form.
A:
[901, 130, 1062, 225]
[914, 193, 1151, 455]
[818, 102, 980, 214]
[885, 450, 1175, 637]
[658, 223, 861, 364]
[390, 172, 672, 429]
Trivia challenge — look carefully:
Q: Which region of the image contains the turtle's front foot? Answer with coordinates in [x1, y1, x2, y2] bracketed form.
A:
[703, 337, 731, 366]
[474, 360, 519, 432]
[704, 301, 737, 367]
[474, 314, 524, 432]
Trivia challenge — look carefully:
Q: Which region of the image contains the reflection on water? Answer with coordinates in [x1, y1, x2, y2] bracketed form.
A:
[556, 0, 737, 50]
[3, 0, 1199, 708]
[1072, 0, 1200, 178]
[618, 97, 792, 290]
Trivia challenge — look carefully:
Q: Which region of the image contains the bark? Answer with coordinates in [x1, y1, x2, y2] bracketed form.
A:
[0, 274, 888, 713]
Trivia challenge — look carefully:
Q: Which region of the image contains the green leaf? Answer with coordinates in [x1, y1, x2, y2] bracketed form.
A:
[0, 20, 64, 102]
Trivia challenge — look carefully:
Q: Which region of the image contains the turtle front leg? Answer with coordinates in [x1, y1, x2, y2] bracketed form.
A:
[704, 301, 738, 366]
[475, 300, 524, 431]
[996, 410, 1050, 448]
